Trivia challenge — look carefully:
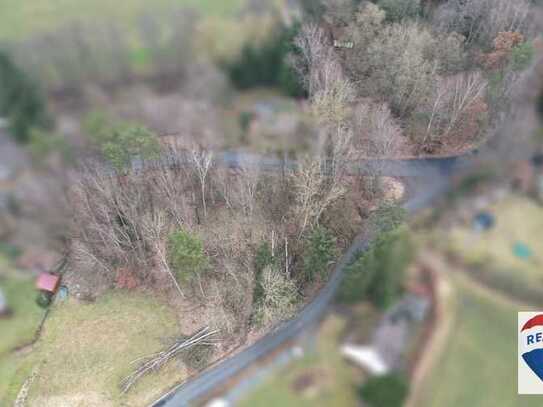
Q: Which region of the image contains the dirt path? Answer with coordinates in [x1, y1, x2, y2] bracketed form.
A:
[404, 252, 456, 407]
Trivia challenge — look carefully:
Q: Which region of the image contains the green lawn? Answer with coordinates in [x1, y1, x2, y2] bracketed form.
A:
[445, 196, 543, 296]
[2, 291, 183, 407]
[0, 275, 44, 356]
[238, 315, 361, 407]
[0, 261, 44, 403]
[419, 274, 539, 407]
[0, 0, 246, 41]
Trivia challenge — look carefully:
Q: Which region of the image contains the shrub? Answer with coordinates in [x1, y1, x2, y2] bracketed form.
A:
[36, 291, 53, 308]
[254, 265, 299, 327]
[303, 226, 337, 282]
[181, 342, 214, 371]
[239, 111, 254, 135]
[510, 42, 534, 71]
[0, 52, 50, 143]
[359, 374, 409, 407]
[370, 203, 406, 236]
[102, 126, 160, 171]
[84, 115, 160, 171]
[253, 242, 277, 302]
[167, 230, 209, 283]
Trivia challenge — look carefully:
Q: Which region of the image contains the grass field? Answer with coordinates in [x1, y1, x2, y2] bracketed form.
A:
[1, 291, 183, 407]
[445, 196, 543, 294]
[0, 0, 247, 41]
[0, 267, 44, 403]
[0, 275, 44, 356]
[419, 273, 539, 407]
[238, 314, 361, 407]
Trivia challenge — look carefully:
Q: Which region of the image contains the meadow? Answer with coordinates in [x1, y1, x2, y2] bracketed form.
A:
[419, 273, 539, 407]
[1, 291, 183, 406]
[444, 195, 543, 300]
[0, 0, 247, 41]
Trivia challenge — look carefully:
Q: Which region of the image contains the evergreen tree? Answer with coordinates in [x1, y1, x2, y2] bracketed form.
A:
[0, 52, 50, 143]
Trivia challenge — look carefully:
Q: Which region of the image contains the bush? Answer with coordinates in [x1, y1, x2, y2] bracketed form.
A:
[0, 52, 50, 143]
[167, 230, 209, 283]
[254, 265, 299, 327]
[359, 374, 409, 407]
[181, 343, 214, 371]
[510, 42, 534, 71]
[36, 291, 53, 308]
[239, 111, 254, 135]
[84, 115, 160, 171]
[303, 226, 337, 282]
[253, 242, 277, 302]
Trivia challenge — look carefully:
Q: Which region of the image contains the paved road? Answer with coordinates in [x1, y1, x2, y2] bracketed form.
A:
[133, 150, 476, 178]
[151, 152, 470, 407]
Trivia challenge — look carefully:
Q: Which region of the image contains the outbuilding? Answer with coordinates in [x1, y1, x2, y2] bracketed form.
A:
[36, 272, 60, 294]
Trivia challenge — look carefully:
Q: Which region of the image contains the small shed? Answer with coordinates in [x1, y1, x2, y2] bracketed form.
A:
[36, 273, 60, 294]
[342, 344, 389, 376]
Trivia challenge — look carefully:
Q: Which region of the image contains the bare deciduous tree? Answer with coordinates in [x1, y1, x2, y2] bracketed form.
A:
[190, 147, 214, 219]
[433, 0, 532, 47]
[352, 102, 403, 158]
[290, 157, 346, 239]
[417, 72, 488, 150]
[292, 23, 330, 96]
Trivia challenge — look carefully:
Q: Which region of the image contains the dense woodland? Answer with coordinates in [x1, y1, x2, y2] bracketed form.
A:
[66, 120, 390, 348]
[294, 0, 537, 155]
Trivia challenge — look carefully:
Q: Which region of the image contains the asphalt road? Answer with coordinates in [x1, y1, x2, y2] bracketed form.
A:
[151, 152, 468, 407]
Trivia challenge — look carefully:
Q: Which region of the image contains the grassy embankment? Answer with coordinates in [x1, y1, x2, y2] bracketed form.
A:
[417, 195, 543, 406]
[418, 271, 539, 407]
[442, 195, 543, 300]
[1, 291, 182, 407]
[0, 260, 45, 401]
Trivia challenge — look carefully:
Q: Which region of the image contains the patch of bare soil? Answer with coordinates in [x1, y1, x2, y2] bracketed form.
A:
[291, 368, 328, 397]
[404, 253, 454, 407]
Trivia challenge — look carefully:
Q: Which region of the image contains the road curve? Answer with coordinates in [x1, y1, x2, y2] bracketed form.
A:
[151, 152, 470, 407]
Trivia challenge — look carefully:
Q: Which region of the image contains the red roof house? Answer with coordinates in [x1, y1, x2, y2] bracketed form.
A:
[36, 273, 60, 294]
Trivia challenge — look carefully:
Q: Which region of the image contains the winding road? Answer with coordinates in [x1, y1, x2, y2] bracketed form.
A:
[151, 152, 474, 407]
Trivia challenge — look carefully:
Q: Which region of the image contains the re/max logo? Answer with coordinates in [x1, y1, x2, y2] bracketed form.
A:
[526, 332, 543, 345]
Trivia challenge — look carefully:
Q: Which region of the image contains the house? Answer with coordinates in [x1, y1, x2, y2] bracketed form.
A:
[342, 294, 431, 376]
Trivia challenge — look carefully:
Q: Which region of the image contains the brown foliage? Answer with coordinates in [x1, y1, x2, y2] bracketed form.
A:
[480, 31, 525, 70]
[115, 267, 142, 290]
